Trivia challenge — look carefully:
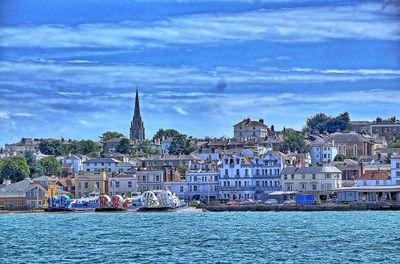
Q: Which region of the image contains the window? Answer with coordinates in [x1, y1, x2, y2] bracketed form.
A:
[312, 184, 317, 191]
[224, 159, 228, 165]
[326, 173, 331, 179]
[397, 171, 400, 177]
[284, 174, 287, 180]
[156, 175, 160, 182]
[79, 182, 82, 188]
[128, 181, 132, 188]
[396, 163, 400, 169]
[312, 174, 316, 179]
[142, 176, 146, 182]
[116, 182, 120, 188]
[301, 183, 307, 191]
[236, 169, 240, 176]
[236, 159, 240, 165]
[291, 174, 294, 180]
[96, 182, 99, 188]
[193, 186, 198, 191]
[302, 174, 306, 179]
[225, 169, 228, 176]
[84, 182, 88, 189]
[194, 176, 197, 182]
[353, 145, 357, 157]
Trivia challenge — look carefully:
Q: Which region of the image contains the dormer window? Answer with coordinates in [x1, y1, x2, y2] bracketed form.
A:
[236, 159, 240, 164]
[224, 159, 228, 165]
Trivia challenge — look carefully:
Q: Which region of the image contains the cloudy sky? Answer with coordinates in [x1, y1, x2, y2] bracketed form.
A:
[0, 0, 399, 146]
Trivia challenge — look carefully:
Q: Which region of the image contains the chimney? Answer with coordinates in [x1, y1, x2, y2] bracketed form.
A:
[359, 161, 365, 176]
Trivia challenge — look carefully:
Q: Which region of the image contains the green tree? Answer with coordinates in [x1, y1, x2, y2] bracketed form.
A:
[280, 130, 309, 153]
[153, 129, 181, 140]
[168, 134, 196, 155]
[39, 140, 68, 156]
[178, 165, 187, 176]
[334, 154, 346, 162]
[68, 140, 98, 155]
[305, 112, 350, 133]
[0, 156, 30, 182]
[383, 154, 392, 164]
[39, 156, 61, 176]
[25, 152, 43, 177]
[116, 138, 131, 154]
[132, 140, 161, 156]
[390, 138, 400, 148]
[100, 131, 124, 142]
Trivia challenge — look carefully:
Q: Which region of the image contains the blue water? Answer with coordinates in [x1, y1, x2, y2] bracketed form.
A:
[1, 211, 399, 263]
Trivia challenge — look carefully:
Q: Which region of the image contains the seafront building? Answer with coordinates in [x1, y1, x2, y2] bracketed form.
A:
[108, 172, 138, 197]
[281, 166, 342, 201]
[218, 152, 283, 200]
[75, 171, 108, 198]
[164, 172, 219, 200]
[136, 169, 164, 192]
[0, 179, 48, 209]
[390, 154, 400, 185]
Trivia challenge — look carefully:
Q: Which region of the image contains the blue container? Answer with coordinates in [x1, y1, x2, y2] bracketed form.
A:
[295, 194, 315, 205]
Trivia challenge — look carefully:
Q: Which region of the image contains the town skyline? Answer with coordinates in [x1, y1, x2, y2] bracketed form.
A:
[1, 0, 399, 147]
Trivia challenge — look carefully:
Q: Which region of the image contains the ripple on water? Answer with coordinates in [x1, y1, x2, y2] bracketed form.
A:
[1, 211, 400, 263]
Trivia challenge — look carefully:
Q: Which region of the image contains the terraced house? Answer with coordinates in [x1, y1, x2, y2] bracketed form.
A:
[281, 166, 342, 201]
[218, 151, 283, 200]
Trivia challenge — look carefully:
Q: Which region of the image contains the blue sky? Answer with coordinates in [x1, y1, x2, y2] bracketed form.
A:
[0, 0, 399, 146]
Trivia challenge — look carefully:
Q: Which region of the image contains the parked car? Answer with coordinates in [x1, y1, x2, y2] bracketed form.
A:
[226, 201, 240, 206]
[283, 199, 296, 205]
[265, 199, 278, 205]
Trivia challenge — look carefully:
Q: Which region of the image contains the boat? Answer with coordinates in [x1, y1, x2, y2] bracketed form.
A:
[70, 191, 100, 211]
[94, 195, 129, 212]
[137, 189, 187, 212]
[45, 194, 75, 212]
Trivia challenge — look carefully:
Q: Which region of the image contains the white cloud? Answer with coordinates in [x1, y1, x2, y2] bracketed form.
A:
[1, 2, 398, 48]
[1, 60, 399, 92]
[12, 113, 34, 117]
[172, 106, 189, 115]
[78, 120, 95, 127]
[0, 112, 10, 120]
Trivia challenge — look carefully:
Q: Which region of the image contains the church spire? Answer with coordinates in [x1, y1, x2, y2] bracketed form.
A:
[130, 83, 145, 141]
[134, 83, 141, 118]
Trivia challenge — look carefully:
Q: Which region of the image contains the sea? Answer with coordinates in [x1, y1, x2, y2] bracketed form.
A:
[0, 211, 399, 263]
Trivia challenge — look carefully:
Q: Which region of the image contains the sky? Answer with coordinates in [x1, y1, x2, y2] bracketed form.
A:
[0, 0, 399, 147]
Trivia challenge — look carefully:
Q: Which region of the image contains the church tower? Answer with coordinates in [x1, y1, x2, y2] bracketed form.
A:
[130, 84, 145, 141]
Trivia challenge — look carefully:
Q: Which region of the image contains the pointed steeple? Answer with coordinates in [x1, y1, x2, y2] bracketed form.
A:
[130, 83, 145, 141]
[134, 83, 141, 118]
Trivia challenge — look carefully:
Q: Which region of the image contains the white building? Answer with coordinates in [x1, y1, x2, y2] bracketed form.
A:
[218, 152, 283, 201]
[109, 173, 138, 197]
[136, 169, 164, 192]
[281, 166, 342, 201]
[391, 154, 400, 185]
[164, 172, 219, 200]
[61, 154, 87, 176]
[310, 142, 337, 164]
[83, 158, 133, 175]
